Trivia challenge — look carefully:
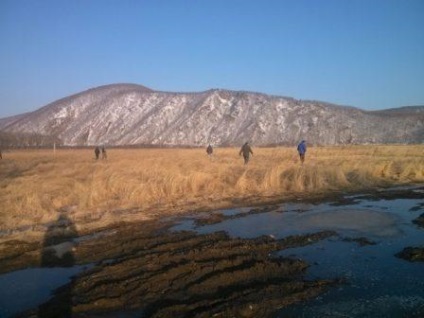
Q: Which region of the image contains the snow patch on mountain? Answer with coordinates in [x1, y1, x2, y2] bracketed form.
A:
[1, 84, 423, 146]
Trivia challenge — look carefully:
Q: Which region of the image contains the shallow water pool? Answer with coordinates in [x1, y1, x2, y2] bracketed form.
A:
[172, 187, 424, 317]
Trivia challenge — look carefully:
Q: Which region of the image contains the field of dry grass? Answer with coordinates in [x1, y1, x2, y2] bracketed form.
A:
[1, 145, 423, 236]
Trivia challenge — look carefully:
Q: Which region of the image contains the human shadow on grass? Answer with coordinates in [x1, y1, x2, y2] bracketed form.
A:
[37, 212, 78, 318]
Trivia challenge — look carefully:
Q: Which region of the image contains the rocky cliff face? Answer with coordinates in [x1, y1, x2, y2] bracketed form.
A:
[1, 84, 423, 146]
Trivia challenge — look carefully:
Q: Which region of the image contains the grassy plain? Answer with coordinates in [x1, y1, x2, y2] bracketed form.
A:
[1, 145, 423, 237]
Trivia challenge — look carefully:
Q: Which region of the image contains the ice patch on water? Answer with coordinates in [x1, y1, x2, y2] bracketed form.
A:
[190, 208, 404, 239]
[297, 209, 402, 238]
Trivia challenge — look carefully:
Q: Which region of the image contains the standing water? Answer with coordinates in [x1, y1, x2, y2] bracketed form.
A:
[173, 186, 424, 317]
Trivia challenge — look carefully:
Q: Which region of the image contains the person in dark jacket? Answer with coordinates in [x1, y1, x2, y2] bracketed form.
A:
[101, 146, 107, 159]
[297, 140, 306, 164]
[239, 142, 253, 164]
[206, 144, 213, 156]
[94, 146, 100, 160]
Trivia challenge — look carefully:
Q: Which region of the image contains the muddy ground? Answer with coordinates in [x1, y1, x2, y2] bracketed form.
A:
[1, 185, 423, 317]
[10, 220, 338, 318]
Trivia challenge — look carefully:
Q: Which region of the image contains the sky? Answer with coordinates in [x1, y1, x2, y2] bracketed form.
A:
[1, 0, 423, 118]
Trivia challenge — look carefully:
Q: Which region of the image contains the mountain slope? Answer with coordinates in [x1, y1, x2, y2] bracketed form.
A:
[1, 84, 423, 146]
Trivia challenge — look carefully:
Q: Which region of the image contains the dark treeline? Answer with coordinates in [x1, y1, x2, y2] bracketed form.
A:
[0, 131, 62, 148]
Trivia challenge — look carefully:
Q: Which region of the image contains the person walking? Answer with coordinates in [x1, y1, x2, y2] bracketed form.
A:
[206, 144, 213, 157]
[297, 140, 307, 165]
[101, 146, 107, 159]
[239, 142, 253, 164]
[94, 146, 100, 160]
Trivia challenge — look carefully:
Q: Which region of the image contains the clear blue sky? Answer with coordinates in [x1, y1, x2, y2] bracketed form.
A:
[1, 0, 423, 117]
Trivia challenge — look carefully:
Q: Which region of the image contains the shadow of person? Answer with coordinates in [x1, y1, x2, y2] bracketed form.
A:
[37, 212, 78, 318]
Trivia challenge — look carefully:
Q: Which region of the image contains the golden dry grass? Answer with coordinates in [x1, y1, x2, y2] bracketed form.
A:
[1, 145, 423, 234]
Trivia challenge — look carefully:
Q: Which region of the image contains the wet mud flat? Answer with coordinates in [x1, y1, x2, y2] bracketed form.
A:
[1, 185, 424, 317]
[7, 221, 338, 318]
[173, 185, 424, 317]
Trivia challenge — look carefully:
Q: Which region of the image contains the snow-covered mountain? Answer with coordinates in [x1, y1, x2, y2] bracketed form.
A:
[1, 83, 423, 146]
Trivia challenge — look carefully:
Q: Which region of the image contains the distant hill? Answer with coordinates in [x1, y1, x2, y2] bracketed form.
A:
[0, 83, 423, 147]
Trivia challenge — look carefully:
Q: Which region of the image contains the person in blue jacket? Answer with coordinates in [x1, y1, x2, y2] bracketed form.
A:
[297, 140, 306, 164]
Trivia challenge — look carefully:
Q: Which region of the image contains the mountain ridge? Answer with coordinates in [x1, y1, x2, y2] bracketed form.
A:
[0, 83, 423, 147]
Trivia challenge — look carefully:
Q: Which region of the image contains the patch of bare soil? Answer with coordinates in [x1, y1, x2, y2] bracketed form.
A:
[25, 220, 338, 318]
[394, 211, 424, 263]
[341, 237, 377, 246]
[412, 213, 424, 228]
[194, 205, 280, 226]
[394, 209, 424, 263]
[0, 240, 42, 274]
[395, 247, 424, 262]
